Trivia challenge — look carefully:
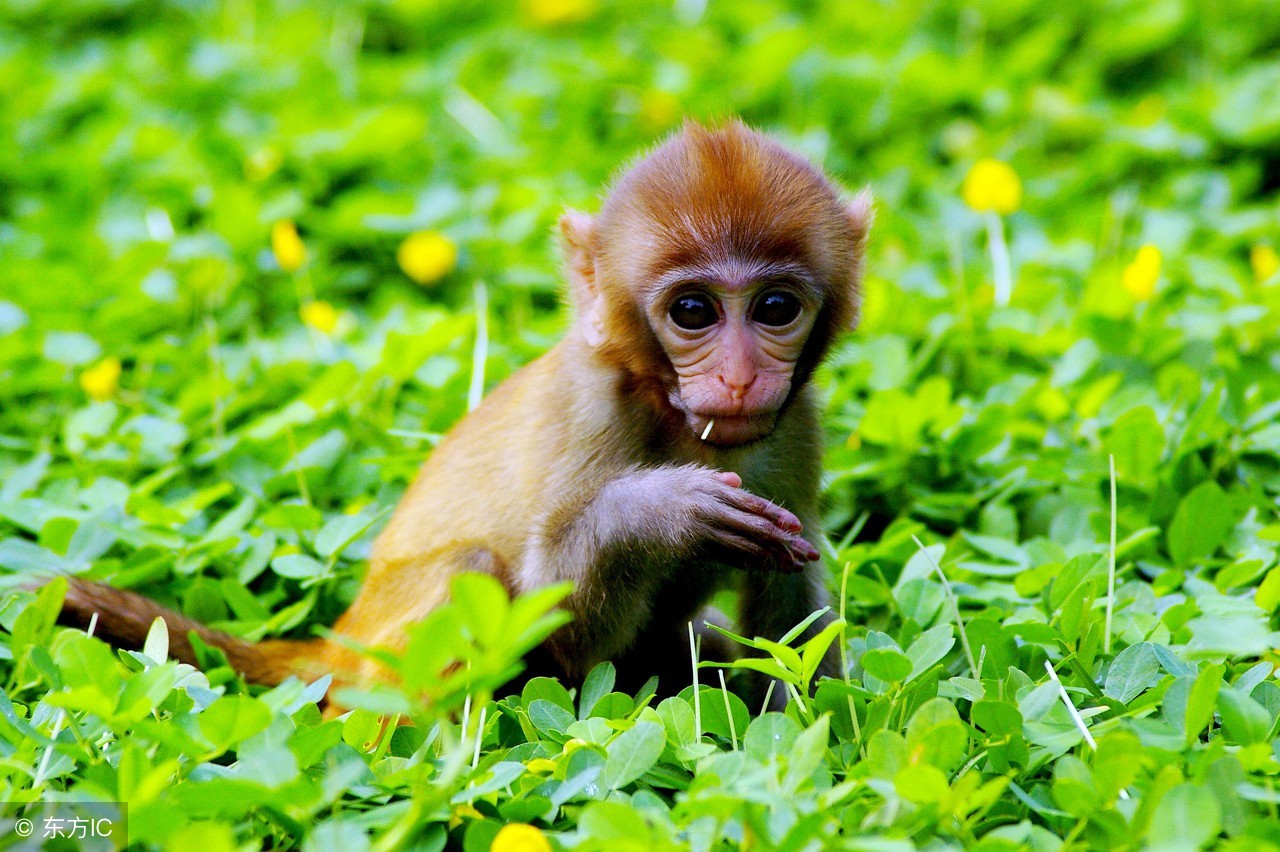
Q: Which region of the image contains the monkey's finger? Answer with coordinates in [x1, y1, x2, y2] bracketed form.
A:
[784, 534, 821, 563]
[715, 488, 803, 533]
[713, 471, 743, 488]
[706, 509, 809, 570]
[703, 530, 800, 574]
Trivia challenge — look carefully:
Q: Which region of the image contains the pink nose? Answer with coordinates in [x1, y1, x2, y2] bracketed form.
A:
[718, 372, 756, 401]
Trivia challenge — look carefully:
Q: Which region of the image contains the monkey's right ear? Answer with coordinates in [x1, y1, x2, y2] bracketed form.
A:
[559, 211, 607, 348]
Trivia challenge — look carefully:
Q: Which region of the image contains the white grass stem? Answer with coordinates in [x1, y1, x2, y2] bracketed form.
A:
[1043, 662, 1129, 799]
[717, 670, 737, 749]
[759, 680, 776, 716]
[985, 210, 1013, 307]
[913, 535, 979, 680]
[471, 707, 486, 769]
[688, 621, 702, 740]
[839, 561, 863, 749]
[467, 280, 489, 412]
[1044, 661, 1096, 749]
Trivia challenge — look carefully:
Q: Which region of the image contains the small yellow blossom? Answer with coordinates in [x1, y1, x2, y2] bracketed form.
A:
[397, 231, 458, 285]
[1252, 244, 1279, 283]
[525, 758, 557, 774]
[845, 432, 861, 451]
[448, 802, 483, 829]
[491, 823, 551, 852]
[524, 0, 595, 25]
[962, 159, 1022, 215]
[79, 357, 122, 402]
[1121, 244, 1162, 301]
[300, 300, 339, 334]
[272, 221, 307, 272]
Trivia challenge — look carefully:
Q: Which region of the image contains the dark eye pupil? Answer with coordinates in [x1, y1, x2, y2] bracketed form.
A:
[753, 293, 800, 326]
[670, 296, 716, 330]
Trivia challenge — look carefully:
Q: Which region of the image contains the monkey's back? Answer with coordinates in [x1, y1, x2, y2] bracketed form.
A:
[326, 337, 624, 652]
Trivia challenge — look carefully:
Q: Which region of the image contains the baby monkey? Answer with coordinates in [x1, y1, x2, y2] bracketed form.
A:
[61, 120, 873, 706]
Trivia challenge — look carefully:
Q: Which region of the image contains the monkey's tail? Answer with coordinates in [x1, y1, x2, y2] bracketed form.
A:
[58, 578, 321, 687]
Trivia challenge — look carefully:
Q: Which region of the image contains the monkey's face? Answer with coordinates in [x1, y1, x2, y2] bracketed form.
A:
[646, 269, 821, 447]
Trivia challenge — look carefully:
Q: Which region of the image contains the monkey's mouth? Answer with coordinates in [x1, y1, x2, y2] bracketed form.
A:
[691, 412, 776, 447]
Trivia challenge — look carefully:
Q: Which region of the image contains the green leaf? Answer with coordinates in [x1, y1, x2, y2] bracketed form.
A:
[744, 712, 802, 761]
[1167, 481, 1237, 567]
[1186, 663, 1224, 743]
[1103, 642, 1162, 704]
[1102, 406, 1164, 480]
[894, 764, 950, 804]
[1218, 687, 1272, 745]
[528, 699, 576, 739]
[450, 571, 509, 647]
[1149, 784, 1221, 849]
[271, 553, 325, 579]
[142, 616, 169, 663]
[199, 695, 273, 750]
[905, 624, 955, 682]
[783, 715, 830, 793]
[905, 698, 968, 771]
[579, 662, 617, 720]
[861, 648, 913, 683]
[603, 721, 665, 789]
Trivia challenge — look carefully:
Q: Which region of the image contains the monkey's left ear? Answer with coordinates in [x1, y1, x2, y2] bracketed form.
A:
[559, 211, 608, 348]
[844, 188, 875, 330]
[847, 188, 875, 252]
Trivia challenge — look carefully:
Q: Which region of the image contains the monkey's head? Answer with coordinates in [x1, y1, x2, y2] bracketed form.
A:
[561, 120, 872, 448]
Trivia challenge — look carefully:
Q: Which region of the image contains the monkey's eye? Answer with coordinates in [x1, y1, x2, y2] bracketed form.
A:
[669, 294, 719, 330]
[752, 292, 802, 327]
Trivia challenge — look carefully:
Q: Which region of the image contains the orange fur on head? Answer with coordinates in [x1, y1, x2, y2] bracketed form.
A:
[563, 120, 872, 396]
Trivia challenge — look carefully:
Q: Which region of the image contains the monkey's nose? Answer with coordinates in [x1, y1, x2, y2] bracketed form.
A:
[718, 373, 756, 401]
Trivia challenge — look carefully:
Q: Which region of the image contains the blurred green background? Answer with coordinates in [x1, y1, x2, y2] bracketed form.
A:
[4, 1, 1280, 848]
[3, 0, 1280, 623]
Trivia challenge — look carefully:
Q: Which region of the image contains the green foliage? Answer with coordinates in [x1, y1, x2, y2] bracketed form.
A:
[2, 0, 1280, 848]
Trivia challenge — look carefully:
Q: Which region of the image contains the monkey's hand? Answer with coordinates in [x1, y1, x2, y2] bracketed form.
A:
[677, 468, 820, 574]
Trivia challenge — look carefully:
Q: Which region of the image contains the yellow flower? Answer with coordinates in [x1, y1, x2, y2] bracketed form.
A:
[79, 357, 122, 402]
[491, 824, 551, 852]
[397, 231, 458, 286]
[962, 158, 1022, 215]
[272, 221, 307, 272]
[845, 432, 861, 451]
[300, 300, 339, 334]
[1121, 244, 1162, 301]
[1252, 244, 1279, 283]
[525, 758, 557, 775]
[524, 0, 595, 25]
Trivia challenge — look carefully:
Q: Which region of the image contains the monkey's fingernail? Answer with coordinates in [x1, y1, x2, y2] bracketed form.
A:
[714, 471, 742, 487]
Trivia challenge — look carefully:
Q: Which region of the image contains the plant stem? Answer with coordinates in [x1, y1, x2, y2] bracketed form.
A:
[1105, 454, 1117, 655]
[468, 280, 489, 411]
[985, 210, 1013, 307]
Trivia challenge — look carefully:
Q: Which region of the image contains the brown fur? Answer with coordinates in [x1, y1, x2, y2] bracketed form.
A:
[57, 120, 872, 706]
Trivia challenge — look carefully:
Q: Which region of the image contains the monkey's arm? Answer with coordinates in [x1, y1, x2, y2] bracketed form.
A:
[520, 463, 818, 680]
